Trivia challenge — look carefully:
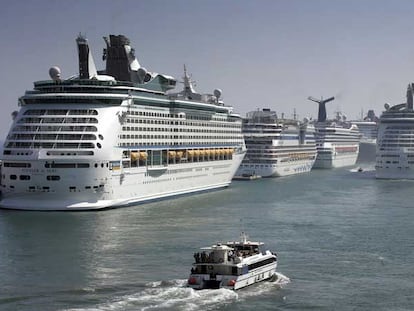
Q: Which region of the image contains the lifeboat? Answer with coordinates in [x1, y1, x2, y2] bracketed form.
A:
[176, 151, 183, 158]
[187, 150, 194, 158]
[168, 151, 176, 158]
[130, 152, 139, 161]
[139, 152, 148, 160]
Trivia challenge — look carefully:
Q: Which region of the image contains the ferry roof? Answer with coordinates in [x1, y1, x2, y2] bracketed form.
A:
[200, 244, 234, 251]
[226, 240, 264, 246]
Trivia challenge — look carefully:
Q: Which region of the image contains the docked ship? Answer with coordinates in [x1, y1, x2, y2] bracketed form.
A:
[187, 232, 283, 290]
[351, 110, 378, 163]
[235, 109, 317, 177]
[0, 34, 246, 210]
[375, 83, 414, 179]
[308, 96, 360, 168]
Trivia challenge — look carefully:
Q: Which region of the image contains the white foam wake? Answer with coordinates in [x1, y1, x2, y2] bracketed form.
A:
[63, 274, 290, 311]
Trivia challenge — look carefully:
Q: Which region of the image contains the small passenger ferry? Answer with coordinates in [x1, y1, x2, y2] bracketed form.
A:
[187, 233, 279, 290]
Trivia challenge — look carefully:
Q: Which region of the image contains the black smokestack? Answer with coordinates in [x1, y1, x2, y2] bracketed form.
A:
[407, 83, 413, 110]
[308, 96, 335, 122]
[76, 36, 90, 79]
[318, 102, 327, 122]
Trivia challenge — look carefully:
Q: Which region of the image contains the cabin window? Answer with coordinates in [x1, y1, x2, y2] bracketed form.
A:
[231, 267, 238, 275]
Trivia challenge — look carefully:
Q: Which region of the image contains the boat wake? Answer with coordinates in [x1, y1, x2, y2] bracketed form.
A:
[272, 272, 291, 287]
[349, 165, 376, 179]
[63, 273, 290, 311]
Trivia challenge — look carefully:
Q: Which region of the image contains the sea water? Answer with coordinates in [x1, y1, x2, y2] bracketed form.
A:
[0, 163, 413, 310]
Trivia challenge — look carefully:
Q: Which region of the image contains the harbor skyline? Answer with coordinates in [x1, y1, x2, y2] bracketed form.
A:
[1, 0, 414, 135]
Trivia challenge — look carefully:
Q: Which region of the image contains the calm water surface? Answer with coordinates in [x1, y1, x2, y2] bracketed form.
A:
[1, 163, 413, 310]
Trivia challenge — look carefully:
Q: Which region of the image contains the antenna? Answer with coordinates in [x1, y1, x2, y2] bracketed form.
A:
[307, 96, 335, 122]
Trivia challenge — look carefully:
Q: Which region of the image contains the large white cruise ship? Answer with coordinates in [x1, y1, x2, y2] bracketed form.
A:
[0, 34, 246, 210]
[308, 96, 360, 169]
[375, 83, 414, 179]
[235, 109, 317, 177]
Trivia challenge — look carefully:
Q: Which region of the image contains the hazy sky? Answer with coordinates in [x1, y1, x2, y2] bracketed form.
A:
[1, 0, 414, 136]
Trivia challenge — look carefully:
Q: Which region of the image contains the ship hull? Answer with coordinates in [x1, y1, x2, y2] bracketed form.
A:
[375, 167, 414, 179]
[375, 153, 414, 179]
[313, 144, 359, 169]
[236, 159, 315, 177]
[189, 262, 277, 290]
[357, 141, 376, 163]
[0, 153, 245, 211]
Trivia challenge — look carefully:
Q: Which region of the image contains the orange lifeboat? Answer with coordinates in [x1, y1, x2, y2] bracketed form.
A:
[130, 152, 139, 161]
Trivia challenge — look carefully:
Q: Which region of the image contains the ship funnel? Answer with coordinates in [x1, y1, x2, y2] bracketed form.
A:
[307, 96, 335, 122]
[103, 35, 141, 82]
[76, 34, 98, 79]
[407, 83, 413, 110]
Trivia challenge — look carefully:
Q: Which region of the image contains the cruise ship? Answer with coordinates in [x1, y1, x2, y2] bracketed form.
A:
[235, 109, 317, 177]
[375, 83, 414, 179]
[0, 34, 246, 210]
[308, 96, 360, 168]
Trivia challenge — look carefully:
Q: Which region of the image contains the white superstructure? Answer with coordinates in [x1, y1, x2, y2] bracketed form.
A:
[236, 109, 317, 177]
[308, 96, 360, 168]
[375, 84, 414, 179]
[0, 34, 246, 210]
[187, 233, 279, 290]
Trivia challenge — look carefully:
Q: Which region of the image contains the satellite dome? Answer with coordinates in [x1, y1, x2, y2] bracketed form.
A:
[384, 103, 390, 110]
[49, 66, 61, 81]
[214, 88, 222, 99]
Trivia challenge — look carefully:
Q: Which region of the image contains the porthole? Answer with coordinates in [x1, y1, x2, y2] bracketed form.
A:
[97, 143, 102, 148]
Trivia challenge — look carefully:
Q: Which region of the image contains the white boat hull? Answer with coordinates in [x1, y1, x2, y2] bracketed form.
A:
[0, 153, 244, 210]
[236, 159, 315, 177]
[189, 262, 277, 290]
[313, 153, 359, 168]
[313, 145, 359, 169]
